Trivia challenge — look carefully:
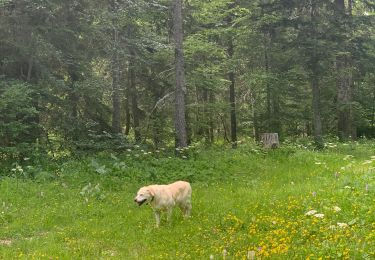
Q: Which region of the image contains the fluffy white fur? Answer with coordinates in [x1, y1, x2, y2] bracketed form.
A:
[134, 181, 192, 227]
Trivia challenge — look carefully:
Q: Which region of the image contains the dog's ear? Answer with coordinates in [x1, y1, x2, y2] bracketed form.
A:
[148, 187, 155, 197]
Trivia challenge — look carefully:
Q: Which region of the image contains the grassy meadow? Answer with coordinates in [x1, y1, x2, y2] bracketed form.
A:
[0, 140, 374, 259]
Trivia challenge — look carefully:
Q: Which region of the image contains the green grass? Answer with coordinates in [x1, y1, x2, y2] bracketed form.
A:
[0, 142, 374, 259]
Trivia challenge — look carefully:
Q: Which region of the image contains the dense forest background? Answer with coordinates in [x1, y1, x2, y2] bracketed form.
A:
[1, 0, 375, 159]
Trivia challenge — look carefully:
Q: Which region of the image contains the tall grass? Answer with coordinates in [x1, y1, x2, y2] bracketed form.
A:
[0, 141, 374, 259]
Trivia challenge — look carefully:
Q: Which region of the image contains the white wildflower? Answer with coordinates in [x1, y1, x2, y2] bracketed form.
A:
[223, 249, 227, 258]
[337, 222, 348, 228]
[305, 210, 317, 216]
[333, 206, 341, 212]
[313, 213, 324, 218]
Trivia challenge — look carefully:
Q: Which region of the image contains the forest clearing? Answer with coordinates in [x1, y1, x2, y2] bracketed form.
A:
[1, 142, 374, 259]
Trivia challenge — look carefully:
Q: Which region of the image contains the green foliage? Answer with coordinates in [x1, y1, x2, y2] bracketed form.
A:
[1, 0, 375, 156]
[0, 81, 42, 159]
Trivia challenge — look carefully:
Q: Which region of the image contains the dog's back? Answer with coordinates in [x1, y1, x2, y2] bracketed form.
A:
[167, 181, 191, 208]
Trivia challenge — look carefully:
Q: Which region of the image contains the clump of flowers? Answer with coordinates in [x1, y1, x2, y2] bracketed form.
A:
[337, 222, 349, 229]
[333, 206, 341, 212]
[305, 210, 317, 216]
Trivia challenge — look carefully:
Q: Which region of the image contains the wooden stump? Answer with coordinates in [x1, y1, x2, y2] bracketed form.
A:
[261, 133, 279, 148]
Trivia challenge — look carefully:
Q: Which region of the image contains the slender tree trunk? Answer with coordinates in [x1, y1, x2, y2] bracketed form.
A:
[173, 0, 188, 148]
[110, 2, 121, 134]
[209, 91, 215, 143]
[124, 74, 131, 135]
[312, 76, 323, 146]
[111, 57, 122, 133]
[220, 115, 230, 143]
[125, 22, 141, 143]
[336, 56, 352, 139]
[250, 91, 258, 141]
[310, 0, 323, 147]
[228, 39, 237, 148]
[195, 85, 202, 137]
[202, 87, 210, 143]
[129, 55, 141, 143]
[27, 57, 33, 82]
[264, 34, 272, 132]
[335, 0, 353, 140]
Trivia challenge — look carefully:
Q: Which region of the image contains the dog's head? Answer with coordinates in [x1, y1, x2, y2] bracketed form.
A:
[134, 186, 154, 206]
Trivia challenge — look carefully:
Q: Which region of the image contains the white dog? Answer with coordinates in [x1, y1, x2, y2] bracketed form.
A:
[134, 181, 192, 227]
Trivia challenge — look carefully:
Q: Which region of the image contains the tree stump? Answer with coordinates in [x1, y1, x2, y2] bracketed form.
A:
[260, 133, 279, 148]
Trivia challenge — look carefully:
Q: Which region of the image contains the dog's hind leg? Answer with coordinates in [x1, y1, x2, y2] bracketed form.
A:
[181, 202, 191, 218]
[166, 208, 173, 223]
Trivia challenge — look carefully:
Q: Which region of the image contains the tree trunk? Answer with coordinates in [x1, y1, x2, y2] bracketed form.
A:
[124, 74, 131, 136]
[335, 0, 353, 140]
[228, 39, 237, 149]
[310, 0, 323, 147]
[202, 87, 211, 143]
[312, 76, 323, 146]
[173, 0, 188, 148]
[250, 90, 258, 141]
[27, 57, 33, 82]
[336, 56, 352, 140]
[110, 2, 121, 134]
[129, 55, 141, 143]
[264, 34, 272, 132]
[111, 59, 121, 134]
[67, 71, 80, 122]
[261, 133, 279, 148]
[209, 91, 215, 143]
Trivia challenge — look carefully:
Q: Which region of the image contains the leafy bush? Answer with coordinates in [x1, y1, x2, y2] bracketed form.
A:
[0, 80, 42, 160]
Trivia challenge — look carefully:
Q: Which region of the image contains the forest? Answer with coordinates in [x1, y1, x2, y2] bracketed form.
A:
[1, 0, 375, 158]
[1, 1, 375, 259]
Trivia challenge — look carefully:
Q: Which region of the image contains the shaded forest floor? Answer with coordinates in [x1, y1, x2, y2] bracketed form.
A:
[0, 141, 374, 259]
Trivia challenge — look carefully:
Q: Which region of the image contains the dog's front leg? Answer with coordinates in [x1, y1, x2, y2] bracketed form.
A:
[154, 211, 161, 228]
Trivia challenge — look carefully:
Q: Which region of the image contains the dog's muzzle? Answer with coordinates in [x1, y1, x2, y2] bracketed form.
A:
[135, 198, 147, 206]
